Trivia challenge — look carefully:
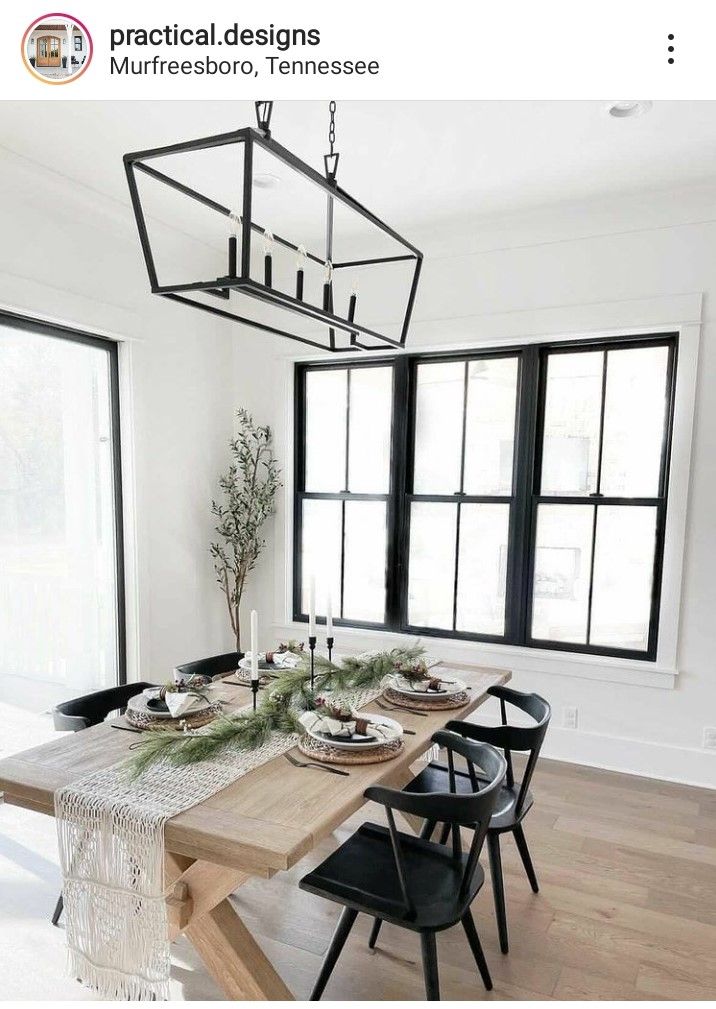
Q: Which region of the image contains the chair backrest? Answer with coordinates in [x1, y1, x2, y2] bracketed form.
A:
[174, 651, 243, 681]
[53, 682, 156, 732]
[446, 684, 551, 818]
[365, 734, 506, 918]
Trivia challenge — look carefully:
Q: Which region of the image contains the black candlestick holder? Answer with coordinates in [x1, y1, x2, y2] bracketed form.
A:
[309, 635, 317, 691]
[327, 636, 334, 664]
[251, 679, 259, 712]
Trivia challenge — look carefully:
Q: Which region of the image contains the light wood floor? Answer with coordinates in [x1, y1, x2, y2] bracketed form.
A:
[214, 756, 716, 1001]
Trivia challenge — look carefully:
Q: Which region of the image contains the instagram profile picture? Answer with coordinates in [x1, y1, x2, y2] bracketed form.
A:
[22, 13, 93, 84]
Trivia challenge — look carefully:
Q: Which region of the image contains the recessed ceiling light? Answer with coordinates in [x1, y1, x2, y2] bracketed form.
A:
[252, 173, 280, 189]
[605, 100, 653, 119]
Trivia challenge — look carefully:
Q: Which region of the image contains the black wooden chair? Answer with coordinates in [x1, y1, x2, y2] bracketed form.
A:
[299, 732, 506, 1000]
[51, 681, 156, 924]
[401, 685, 550, 954]
[174, 651, 243, 681]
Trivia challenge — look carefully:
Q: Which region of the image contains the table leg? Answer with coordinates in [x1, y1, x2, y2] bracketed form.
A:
[165, 853, 294, 999]
[186, 897, 293, 1000]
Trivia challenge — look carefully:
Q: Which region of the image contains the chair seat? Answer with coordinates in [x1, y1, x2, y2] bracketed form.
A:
[404, 762, 533, 832]
[300, 822, 485, 933]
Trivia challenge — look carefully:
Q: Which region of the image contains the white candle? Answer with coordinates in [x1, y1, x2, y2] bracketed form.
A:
[326, 594, 333, 638]
[308, 577, 316, 638]
[250, 610, 259, 682]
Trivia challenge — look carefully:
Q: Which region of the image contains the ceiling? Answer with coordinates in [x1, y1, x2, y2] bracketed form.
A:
[2, 100, 716, 241]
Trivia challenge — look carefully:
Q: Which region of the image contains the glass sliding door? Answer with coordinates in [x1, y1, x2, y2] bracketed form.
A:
[0, 314, 124, 728]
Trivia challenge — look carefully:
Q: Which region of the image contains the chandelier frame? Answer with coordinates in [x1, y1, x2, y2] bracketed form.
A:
[123, 123, 423, 353]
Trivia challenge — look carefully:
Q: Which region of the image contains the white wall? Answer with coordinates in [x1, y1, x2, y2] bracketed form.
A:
[244, 183, 716, 788]
[0, 148, 240, 684]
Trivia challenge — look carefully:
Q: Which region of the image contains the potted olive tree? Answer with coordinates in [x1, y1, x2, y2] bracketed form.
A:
[210, 409, 281, 650]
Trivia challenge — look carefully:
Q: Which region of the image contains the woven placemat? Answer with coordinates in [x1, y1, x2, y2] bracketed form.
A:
[298, 733, 404, 765]
[224, 668, 274, 686]
[382, 686, 471, 711]
[126, 700, 223, 731]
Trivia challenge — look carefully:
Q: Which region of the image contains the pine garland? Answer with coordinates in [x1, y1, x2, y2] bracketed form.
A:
[127, 643, 425, 777]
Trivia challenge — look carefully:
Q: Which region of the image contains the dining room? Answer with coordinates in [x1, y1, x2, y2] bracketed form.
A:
[1, 99, 715, 1002]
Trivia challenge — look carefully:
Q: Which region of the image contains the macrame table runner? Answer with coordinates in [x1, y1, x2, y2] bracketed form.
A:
[54, 683, 383, 1001]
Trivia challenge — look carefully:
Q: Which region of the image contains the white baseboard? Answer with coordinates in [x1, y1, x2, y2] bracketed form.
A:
[534, 725, 716, 791]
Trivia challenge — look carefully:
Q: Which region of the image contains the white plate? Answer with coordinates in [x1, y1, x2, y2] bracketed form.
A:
[386, 673, 467, 699]
[307, 712, 402, 751]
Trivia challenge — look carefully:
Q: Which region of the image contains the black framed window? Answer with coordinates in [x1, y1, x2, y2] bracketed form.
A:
[294, 361, 395, 625]
[294, 332, 677, 660]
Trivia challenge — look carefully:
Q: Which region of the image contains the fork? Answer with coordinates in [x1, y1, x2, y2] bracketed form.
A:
[284, 752, 350, 777]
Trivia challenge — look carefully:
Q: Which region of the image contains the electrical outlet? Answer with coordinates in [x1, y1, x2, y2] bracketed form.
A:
[703, 727, 716, 749]
[562, 706, 578, 730]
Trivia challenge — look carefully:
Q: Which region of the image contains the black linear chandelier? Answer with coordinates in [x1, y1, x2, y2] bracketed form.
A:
[124, 102, 423, 352]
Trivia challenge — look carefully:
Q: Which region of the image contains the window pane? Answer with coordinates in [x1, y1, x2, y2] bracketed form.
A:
[305, 369, 346, 491]
[348, 366, 392, 493]
[590, 506, 657, 650]
[464, 357, 518, 495]
[0, 326, 119, 714]
[456, 503, 510, 635]
[600, 347, 669, 497]
[343, 501, 387, 622]
[408, 502, 457, 628]
[301, 499, 342, 616]
[413, 362, 464, 493]
[531, 504, 594, 643]
[541, 351, 603, 495]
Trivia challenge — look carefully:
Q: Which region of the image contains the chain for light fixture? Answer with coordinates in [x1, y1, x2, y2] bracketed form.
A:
[124, 100, 422, 353]
[324, 100, 340, 183]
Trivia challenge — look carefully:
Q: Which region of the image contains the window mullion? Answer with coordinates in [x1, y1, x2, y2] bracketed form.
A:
[508, 346, 541, 645]
[386, 356, 409, 629]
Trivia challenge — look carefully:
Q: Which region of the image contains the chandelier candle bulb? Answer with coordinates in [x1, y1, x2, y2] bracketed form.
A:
[228, 212, 241, 278]
[263, 230, 274, 287]
[296, 244, 307, 300]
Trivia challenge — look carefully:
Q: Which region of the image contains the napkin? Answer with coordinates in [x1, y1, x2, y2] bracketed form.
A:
[164, 691, 204, 718]
[243, 650, 302, 669]
[299, 709, 401, 742]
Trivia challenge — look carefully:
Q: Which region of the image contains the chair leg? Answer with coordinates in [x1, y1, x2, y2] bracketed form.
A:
[438, 822, 451, 845]
[51, 892, 64, 927]
[487, 833, 509, 954]
[513, 824, 539, 893]
[461, 910, 493, 991]
[368, 917, 383, 949]
[420, 931, 440, 1000]
[310, 907, 358, 1001]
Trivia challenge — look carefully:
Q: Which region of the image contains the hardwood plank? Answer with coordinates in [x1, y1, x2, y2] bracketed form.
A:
[636, 963, 716, 1000]
[554, 814, 716, 867]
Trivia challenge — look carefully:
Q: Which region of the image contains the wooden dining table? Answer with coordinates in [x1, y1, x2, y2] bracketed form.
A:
[0, 662, 510, 1000]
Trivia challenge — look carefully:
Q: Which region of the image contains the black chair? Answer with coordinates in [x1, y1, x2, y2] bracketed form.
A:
[402, 685, 550, 954]
[174, 651, 243, 681]
[299, 732, 506, 1000]
[51, 681, 156, 924]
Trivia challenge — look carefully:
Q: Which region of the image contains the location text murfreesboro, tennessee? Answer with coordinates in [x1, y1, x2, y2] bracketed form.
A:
[109, 23, 380, 77]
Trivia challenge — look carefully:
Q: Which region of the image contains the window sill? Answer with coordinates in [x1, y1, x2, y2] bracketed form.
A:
[271, 619, 677, 690]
